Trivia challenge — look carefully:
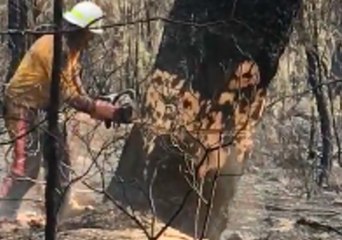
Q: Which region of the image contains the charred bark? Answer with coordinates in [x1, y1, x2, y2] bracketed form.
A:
[106, 1, 301, 239]
[1, 1, 28, 120]
[6, 0, 28, 83]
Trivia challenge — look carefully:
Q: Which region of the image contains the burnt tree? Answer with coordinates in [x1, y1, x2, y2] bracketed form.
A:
[301, 0, 333, 186]
[106, 0, 301, 239]
[6, 0, 28, 82]
[1, 0, 28, 115]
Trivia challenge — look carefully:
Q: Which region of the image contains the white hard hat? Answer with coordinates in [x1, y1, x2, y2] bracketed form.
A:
[63, 1, 104, 34]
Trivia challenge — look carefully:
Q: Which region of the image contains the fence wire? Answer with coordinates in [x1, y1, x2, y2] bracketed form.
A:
[0, 1, 341, 240]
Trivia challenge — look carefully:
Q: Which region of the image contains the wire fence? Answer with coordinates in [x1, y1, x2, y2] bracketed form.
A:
[0, 1, 341, 240]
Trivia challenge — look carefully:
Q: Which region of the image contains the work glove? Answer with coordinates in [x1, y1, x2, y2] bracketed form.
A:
[91, 99, 118, 121]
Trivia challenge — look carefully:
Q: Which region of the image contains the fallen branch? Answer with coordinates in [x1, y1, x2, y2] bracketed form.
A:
[296, 217, 342, 235]
[265, 204, 342, 217]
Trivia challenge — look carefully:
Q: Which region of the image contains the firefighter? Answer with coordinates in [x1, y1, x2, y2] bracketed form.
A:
[0, 1, 133, 220]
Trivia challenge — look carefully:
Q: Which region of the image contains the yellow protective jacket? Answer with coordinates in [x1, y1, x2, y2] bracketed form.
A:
[4, 34, 94, 114]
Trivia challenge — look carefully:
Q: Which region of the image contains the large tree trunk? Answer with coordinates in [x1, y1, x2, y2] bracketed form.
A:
[106, 1, 301, 239]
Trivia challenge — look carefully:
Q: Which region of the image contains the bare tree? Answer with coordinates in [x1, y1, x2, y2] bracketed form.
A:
[298, 0, 334, 186]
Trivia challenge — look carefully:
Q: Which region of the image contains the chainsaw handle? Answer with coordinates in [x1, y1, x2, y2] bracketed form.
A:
[97, 88, 136, 105]
[112, 88, 136, 104]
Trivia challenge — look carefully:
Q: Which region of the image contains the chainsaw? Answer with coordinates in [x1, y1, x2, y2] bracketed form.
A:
[97, 88, 137, 129]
